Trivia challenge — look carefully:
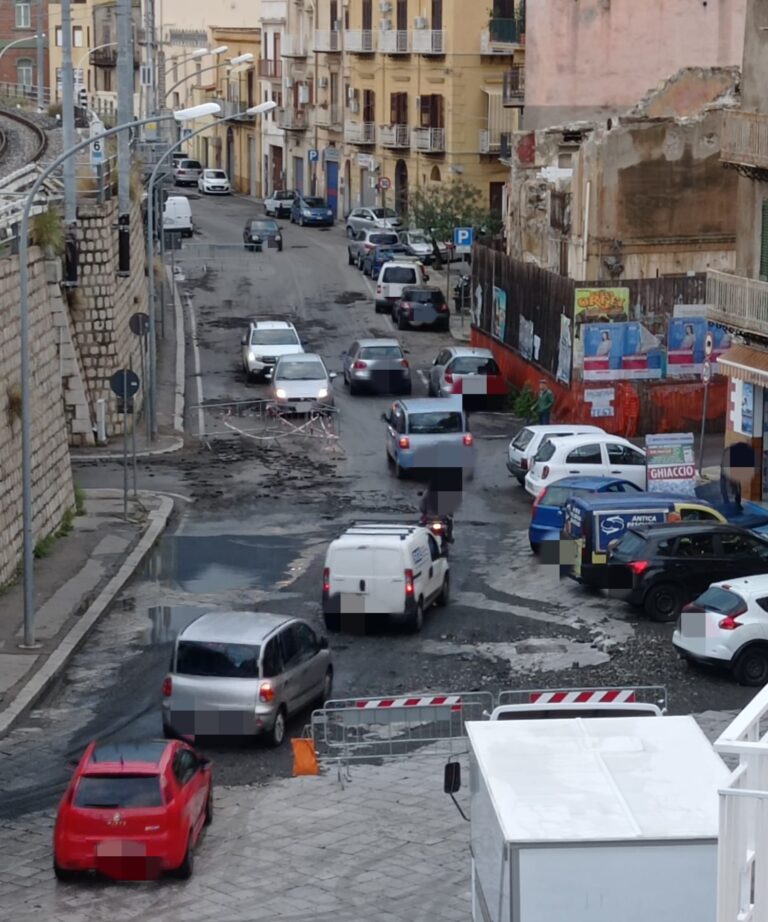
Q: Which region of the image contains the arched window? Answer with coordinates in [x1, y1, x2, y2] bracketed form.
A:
[16, 59, 33, 89]
[430, 165, 441, 183]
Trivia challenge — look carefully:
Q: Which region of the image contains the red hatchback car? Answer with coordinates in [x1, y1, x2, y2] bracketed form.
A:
[53, 739, 212, 881]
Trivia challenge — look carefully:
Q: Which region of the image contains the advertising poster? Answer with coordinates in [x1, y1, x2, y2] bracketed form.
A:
[492, 286, 507, 341]
[582, 322, 663, 381]
[743, 383, 754, 437]
[519, 315, 534, 360]
[574, 287, 630, 323]
[667, 317, 732, 376]
[645, 432, 697, 496]
[584, 387, 615, 418]
[556, 314, 572, 385]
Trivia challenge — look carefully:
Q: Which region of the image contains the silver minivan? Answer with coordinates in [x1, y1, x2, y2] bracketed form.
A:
[162, 611, 333, 747]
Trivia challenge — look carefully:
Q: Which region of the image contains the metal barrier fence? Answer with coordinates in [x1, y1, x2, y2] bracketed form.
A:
[497, 685, 668, 712]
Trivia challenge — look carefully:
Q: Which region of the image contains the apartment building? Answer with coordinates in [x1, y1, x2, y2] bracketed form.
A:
[259, 0, 287, 194]
[312, 1, 344, 214]
[0, 0, 47, 94]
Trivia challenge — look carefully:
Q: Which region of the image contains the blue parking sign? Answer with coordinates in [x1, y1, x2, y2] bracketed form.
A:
[308, 149, 319, 162]
[453, 227, 473, 251]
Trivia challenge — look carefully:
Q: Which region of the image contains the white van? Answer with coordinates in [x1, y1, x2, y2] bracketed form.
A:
[375, 260, 427, 313]
[322, 523, 449, 632]
[162, 195, 193, 237]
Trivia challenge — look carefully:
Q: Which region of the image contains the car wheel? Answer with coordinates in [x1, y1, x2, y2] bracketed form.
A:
[267, 706, 287, 748]
[407, 599, 425, 633]
[427, 379, 436, 397]
[324, 612, 340, 632]
[348, 251, 355, 265]
[530, 542, 540, 555]
[733, 646, 768, 686]
[349, 380, 360, 396]
[397, 312, 409, 331]
[299, 216, 305, 227]
[516, 475, 526, 486]
[436, 319, 450, 332]
[204, 786, 213, 826]
[643, 583, 682, 623]
[400, 381, 412, 396]
[437, 574, 450, 607]
[53, 861, 78, 882]
[174, 834, 195, 880]
[395, 458, 405, 479]
[318, 667, 333, 705]
[346, 226, 355, 238]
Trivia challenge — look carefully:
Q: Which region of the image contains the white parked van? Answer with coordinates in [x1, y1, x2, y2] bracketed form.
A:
[375, 261, 428, 313]
[322, 523, 449, 632]
[162, 195, 193, 237]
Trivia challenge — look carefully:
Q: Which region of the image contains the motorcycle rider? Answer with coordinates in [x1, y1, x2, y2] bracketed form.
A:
[418, 469, 463, 543]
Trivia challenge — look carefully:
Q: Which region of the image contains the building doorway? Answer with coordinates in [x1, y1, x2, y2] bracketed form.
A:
[226, 127, 235, 187]
[294, 155, 304, 193]
[271, 145, 283, 191]
[343, 159, 351, 215]
[395, 159, 408, 216]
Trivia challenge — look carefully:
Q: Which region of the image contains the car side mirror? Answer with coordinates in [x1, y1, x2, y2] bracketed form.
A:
[319, 636, 329, 650]
[444, 762, 461, 794]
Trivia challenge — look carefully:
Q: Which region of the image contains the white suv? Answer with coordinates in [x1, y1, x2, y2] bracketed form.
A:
[507, 424, 606, 486]
[241, 320, 303, 381]
[525, 433, 646, 496]
[674, 575, 768, 686]
[375, 261, 428, 313]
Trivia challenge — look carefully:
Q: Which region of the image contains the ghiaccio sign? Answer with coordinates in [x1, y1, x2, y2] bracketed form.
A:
[645, 432, 697, 495]
[648, 464, 696, 480]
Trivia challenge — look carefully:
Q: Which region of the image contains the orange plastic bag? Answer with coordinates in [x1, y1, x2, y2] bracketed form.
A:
[292, 737, 319, 776]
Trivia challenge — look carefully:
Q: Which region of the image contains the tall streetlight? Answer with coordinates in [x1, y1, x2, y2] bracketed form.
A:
[76, 41, 118, 73]
[163, 46, 227, 77]
[17, 101, 221, 649]
[0, 33, 45, 96]
[164, 53, 254, 105]
[145, 99, 276, 438]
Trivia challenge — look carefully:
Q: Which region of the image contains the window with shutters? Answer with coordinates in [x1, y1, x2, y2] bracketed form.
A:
[760, 199, 768, 281]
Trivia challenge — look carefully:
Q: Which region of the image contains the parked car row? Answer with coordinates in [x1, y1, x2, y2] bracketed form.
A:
[262, 189, 335, 226]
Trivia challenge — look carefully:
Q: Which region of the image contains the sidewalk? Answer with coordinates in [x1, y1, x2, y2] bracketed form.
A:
[0, 489, 174, 739]
[431, 258, 472, 343]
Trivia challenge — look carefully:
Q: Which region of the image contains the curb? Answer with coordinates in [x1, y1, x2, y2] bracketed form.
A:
[0, 493, 174, 740]
[70, 436, 185, 462]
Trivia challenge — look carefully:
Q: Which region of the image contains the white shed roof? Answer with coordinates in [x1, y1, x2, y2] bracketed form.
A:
[467, 716, 728, 844]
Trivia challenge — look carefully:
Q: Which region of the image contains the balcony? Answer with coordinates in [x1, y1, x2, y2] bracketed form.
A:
[315, 104, 342, 128]
[258, 59, 282, 79]
[314, 30, 341, 52]
[276, 106, 310, 131]
[503, 66, 525, 106]
[345, 120, 376, 145]
[480, 129, 502, 154]
[412, 126, 445, 152]
[706, 269, 768, 338]
[412, 30, 444, 55]
[481, 17, 525, 53]
[282, 35, 307, 57]
[379, 30, 410, 54]
[721, 109, 768, 177]
[380, 124, 410, 148]
[345, 30, 376, 53]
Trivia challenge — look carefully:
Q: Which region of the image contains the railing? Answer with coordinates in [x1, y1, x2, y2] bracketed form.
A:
[345, 120, 376, 144]
[480, 128, 502, 153]
[316, 104, 342, 127]
[0, 81, 51, 108]
[276, 106, 310, 130]
[503, 65, 525, 105]
[715, 684, 768, 922]
[721, 109, 768, 171]
[345, 30, 376, 53]
[314, 30, 342, 53]
[412, 126, 445, 152]
[379, 29, 410, 54]
[258, 58, 282, 79]
[412, 30, 444, 54]
[481, 17, 524, 52]
[380, 124, 410, 148]
[706, 269, 768, 338]
[281, 35, 307, 57]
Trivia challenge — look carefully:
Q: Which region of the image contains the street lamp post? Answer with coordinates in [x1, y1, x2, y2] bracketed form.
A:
[145, 99, 276, 439]
[76, 41, 118, 73]
[163, 46, 226, 78]
[164, 53, 254, 106]
[0, 33, 45, 98]
[17, 101, 221, 648]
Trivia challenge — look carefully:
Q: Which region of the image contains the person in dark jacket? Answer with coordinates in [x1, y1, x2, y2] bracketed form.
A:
[720, 441, 756, 507]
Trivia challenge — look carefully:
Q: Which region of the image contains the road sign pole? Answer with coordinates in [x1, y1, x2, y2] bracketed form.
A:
[698, 378, 709, 475]
[130, 358, 138, 498]
[122, 369, 128, 520]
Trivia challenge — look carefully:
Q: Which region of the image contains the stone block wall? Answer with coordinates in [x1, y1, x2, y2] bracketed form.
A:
[0, 253, 74, 584]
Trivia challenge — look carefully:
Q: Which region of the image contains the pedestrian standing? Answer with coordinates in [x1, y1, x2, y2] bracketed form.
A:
[536, 380, 554, 425]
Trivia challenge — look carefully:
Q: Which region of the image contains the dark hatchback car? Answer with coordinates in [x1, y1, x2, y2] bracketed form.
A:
[393, 286, 450, 332]
[600, 522, 768, 622]
[361, 244, 410, 277]
[243, 218, 283, 252]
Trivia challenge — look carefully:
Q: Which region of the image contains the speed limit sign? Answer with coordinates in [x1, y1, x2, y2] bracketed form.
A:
[704, 331, 714, 357]
[379, 176, 391, 191]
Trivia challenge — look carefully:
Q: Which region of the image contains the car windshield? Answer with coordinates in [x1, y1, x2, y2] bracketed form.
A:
[408, 232, 428, 244]
[535, 440, 557, 462]
[370, 234, 398, 245]
[275, 191, 294, 200]
[372, 208, 398, 219]
[693, 586, 747, 615]
[276, 361, 326, 381]
[303, 197, 325, 208]
[408, 411, 464, 434]
[403, 289, 442, 304]
[206, 170, 226, 179]
[541, 486, 593, 508]
[612, 530, 649, 559]
[249, 220, 278, 233]
[74, 775, 163, 809]
[176, 640, 261, 678]
[250, 329, 299, 345]
[383, 267, 417, 283]
[450, 356, 500, 375]
[512, 428, 535, 450]
[360, 346, 403, 359]
[180, 161, 201, 169]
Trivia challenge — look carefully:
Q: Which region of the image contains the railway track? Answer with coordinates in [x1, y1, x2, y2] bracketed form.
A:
[0, 106, 47, 179]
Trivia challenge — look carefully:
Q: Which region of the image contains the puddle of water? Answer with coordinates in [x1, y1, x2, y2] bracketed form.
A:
[143, 603, 211, 645]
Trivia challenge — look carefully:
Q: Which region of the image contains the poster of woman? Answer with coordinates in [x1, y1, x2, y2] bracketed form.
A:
[492, 287, 507, 341]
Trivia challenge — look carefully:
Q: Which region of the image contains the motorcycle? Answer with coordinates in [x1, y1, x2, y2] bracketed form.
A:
[419, 514, 454, 554]
[453, 274, 471, 314]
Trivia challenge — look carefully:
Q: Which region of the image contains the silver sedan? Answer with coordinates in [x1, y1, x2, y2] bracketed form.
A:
[270, 352, 337, 413]
[342, 338, 412, 395]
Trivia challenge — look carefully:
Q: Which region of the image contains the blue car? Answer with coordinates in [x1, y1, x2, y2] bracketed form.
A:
[291, 194, 335, 227]
[362, 244, 410, 277]
[529, 476, 642, 553]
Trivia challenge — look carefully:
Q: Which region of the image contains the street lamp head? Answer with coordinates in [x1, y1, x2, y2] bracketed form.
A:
[246, 101, 277, 116]
[173, 102, 221, 121]
[211, 45, 229, 56]
[229, 53, 254, 66]
[191, 48, 209, 59]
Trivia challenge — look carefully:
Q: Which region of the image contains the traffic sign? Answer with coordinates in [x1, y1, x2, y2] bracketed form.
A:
[109, 369, 140, 400]
[90, 137, 103, 167]
[129, 312, 150, 337]
[308, 149, 319, 163]
[704, 332, 714, 357]
[453, 226, 474, 253]
[379, 176, 391, 191]
[702, 359, 712, 384]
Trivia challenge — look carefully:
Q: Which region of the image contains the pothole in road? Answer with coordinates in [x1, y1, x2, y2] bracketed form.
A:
[202, 316, 252, 329]
[334, 291, 368, 304]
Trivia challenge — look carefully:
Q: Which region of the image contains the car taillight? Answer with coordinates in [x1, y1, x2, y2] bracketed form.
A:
[627, 560, 650, 576]
[438, 302, 449, 313]
[521, 458, 529, 470]
[400, 358, 409, 368]
[719, 614, 746, 630]
[259, 682, 275, 703]
[532, 489, 546, 511]
[162, 676, 172, 697]
[444, 373, 453, 383]
[364, 243, 374, 251]
[353, 360, 368, 369]
[431, 521, 443, 532]
[463, 433, 474, 446]
[398, 436, 410, 449]
[542, 465, 550, 479]
[404, 569, 415, 596]
[323, 567, 330, 594]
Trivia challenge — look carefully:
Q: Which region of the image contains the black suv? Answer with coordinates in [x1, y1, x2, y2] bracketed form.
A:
[604, 522, 768, 622]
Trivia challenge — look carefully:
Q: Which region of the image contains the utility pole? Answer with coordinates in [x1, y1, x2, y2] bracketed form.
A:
[35, 0, 44, 111]
[61, 0, 77, 227]
[144, 0, 156, 116]
[117, 0, 132, 274]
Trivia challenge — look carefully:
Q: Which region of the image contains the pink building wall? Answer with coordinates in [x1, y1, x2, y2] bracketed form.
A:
[524, 0, 746, 129]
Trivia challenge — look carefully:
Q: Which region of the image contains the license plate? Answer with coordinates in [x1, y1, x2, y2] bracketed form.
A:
[96, 840, 146, 858]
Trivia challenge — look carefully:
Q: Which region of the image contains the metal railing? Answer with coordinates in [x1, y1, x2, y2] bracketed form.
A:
[721, 109, 768, 171]
[379, 29, 410, 54]
[503, 65, 525, 105]
[314, 30, 342, 53]
[345, 120, 376, 144]
[276, 106, 310, 130]
[258, 58, 282, 79]
[380, 123, 409, 147]
[282, 35, 308, 57]
[344, 30, 375, 53]
[0, 81, 51, 109]
[412, 126, 445, 152]
[315, 104, 342, 127]
[481, 16, 525, 51]
[706, 269, 768, 338]
[412, 30, 444, 54]
[715, 684, 768, 922]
